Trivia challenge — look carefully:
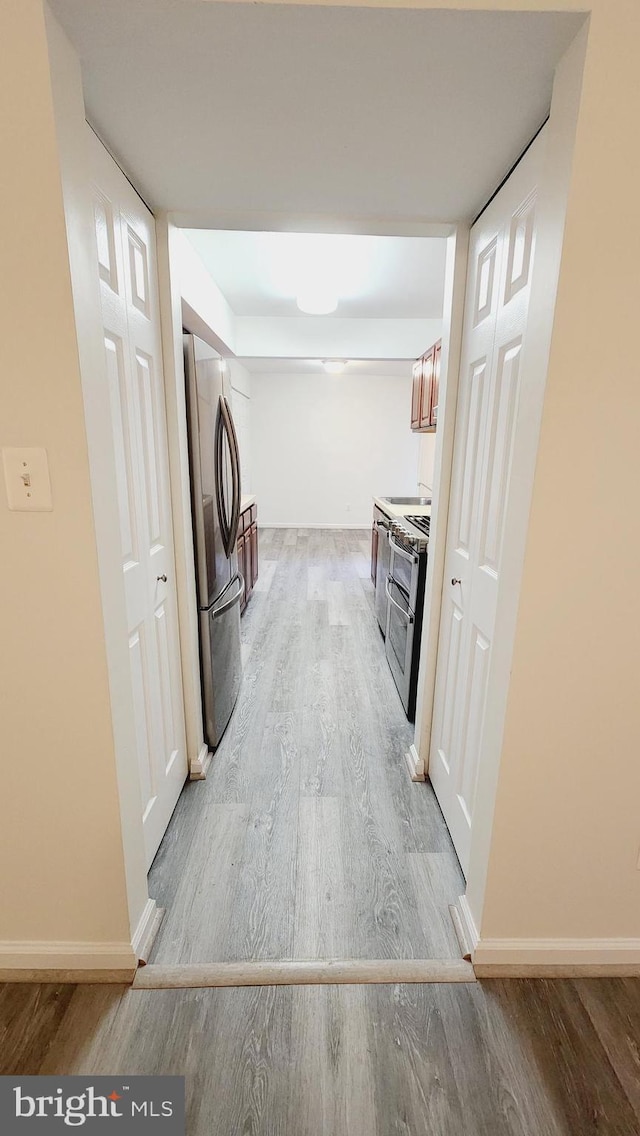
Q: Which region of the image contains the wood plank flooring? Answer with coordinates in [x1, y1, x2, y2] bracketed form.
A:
[2, 977, 640, 1135]
[2, 531, 639, 1131]
[148, 527, 464, 964]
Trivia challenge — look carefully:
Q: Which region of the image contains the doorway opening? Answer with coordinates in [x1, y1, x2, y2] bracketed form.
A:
[48, 0, 588, 976]
[146, 227, 466, 966]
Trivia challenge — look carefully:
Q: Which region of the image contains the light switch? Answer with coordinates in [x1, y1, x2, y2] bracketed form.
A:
[2, 447, 53, 511]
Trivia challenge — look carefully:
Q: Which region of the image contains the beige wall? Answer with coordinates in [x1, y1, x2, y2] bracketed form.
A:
[0, 0, 135, 964]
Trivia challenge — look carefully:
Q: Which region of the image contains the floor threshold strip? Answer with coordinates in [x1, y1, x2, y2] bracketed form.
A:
[133, 958, 476, 989]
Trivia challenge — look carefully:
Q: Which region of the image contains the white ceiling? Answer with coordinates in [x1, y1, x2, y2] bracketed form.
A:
[237, 358, 413, 377]
[183, 230, 447, 318]
[50, 1, 584, 223]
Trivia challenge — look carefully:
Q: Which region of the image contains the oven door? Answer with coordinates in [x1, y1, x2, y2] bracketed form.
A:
[384, 575, 415, 715]
[387, 532, 420, 610]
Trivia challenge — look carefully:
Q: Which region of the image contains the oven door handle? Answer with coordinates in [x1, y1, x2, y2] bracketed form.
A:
[385, 577, 415, 624]
[388, 532, 419, 564]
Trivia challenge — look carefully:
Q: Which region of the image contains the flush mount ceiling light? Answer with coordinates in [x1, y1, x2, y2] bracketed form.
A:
[296, 288, 338, 315]
[323, 360, 347, 374]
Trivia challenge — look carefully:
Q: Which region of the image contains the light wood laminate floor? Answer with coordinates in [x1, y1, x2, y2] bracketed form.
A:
[148, 527, 464, 964]
[2, 977, 640, 1135]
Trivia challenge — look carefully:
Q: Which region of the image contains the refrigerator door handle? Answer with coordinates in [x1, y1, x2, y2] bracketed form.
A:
[213, 573, 245, 619]
[226, 395, 242, 550]
[215, 395, 242, 558]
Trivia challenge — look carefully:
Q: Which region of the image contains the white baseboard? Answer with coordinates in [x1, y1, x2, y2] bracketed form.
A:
[260, 523, 370, 530]
[189, 742, 212, 780]
[449, 901, 472, 961]
[131, 898, 163, 964]
[0, 940, 137, 983]
[404, 743, 425, 782]
[473, 936, 640, 977]
[456, 895, 480, 958]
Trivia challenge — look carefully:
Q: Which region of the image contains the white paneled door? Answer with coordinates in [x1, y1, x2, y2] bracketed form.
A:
[429, 132, 545, 876]
[89, 129, 187, 869]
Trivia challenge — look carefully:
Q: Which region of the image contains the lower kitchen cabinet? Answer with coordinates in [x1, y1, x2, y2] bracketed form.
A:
[371, 504, 386, 583]
[238, 501, 259, 613]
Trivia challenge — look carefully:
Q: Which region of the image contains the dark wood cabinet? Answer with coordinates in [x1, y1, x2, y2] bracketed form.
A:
[371, 522, 379, 584]
[249, 521, 258, 586]
[371, 504, 386, 583]
[237, 532, 246, 613]
[237, 501, 258, 614]
[419, 348, 434, 430]
[411, 339, 441, 432]
[431, 340, 441, 427]
[410, 359, 422, 430]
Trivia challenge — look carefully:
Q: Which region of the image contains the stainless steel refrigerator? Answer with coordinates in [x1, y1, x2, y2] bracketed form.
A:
[184, 332, 244, 747]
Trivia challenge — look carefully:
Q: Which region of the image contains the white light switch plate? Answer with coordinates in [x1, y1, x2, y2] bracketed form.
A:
[2, 447, 53, 511]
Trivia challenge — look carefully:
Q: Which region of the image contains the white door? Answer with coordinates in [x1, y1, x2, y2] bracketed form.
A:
[88, 128, 188, 869]
[429, 132, 545, 875]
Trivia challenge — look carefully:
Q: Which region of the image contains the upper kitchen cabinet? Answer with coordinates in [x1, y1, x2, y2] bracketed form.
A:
[411, 340, 441, 432]
[410, 358, 422, 430]
[431, 340, 441, 428]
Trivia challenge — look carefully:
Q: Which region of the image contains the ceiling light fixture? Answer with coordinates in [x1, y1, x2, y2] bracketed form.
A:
[323, 360, 346, 374]
[296, 288, 338, 315]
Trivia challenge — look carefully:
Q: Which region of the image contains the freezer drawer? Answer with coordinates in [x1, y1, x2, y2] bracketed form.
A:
[200, 574, 244, 747]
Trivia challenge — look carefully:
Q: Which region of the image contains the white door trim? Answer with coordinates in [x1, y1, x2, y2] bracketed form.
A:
[156, 217, 212, 780]
[413, 226, 470, 768]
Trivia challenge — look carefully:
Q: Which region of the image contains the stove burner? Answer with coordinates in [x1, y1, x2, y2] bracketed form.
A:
[405, 515, 431, 538]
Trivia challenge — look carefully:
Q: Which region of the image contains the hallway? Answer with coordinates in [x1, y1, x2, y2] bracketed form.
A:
[148, 527, 464, 964]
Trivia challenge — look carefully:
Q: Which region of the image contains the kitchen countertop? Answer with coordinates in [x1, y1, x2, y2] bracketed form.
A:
[373, 496, 431, 520]
[240, 494, 256, 512]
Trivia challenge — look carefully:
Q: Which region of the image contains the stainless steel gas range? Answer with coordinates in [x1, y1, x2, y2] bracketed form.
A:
[377, 513, 430, 721]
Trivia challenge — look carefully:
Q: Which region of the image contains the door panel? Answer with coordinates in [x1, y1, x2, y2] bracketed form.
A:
[456, 358, 489, 558]
[504, 190, 536, 303]
[429, 132, 544, 875]
[155, 600, 179, 772]
[479, 339, 522, 575]
[89, 128, 187, 869]
[435, 600, 464, 777]
[104, 334, 136, 560]
[129, 627, 153, 811]
[456, 626, 490, 825]
[473, 235, 498, 326]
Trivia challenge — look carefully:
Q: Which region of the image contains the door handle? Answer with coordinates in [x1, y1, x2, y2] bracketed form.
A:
[388, 532, 419, 564]
[451, 578, 461, 586]
[385, 577, 415, 624]
[156, 574, 167, 583]
[212, 573, 245, 619]
[215, 395, 242, 557]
